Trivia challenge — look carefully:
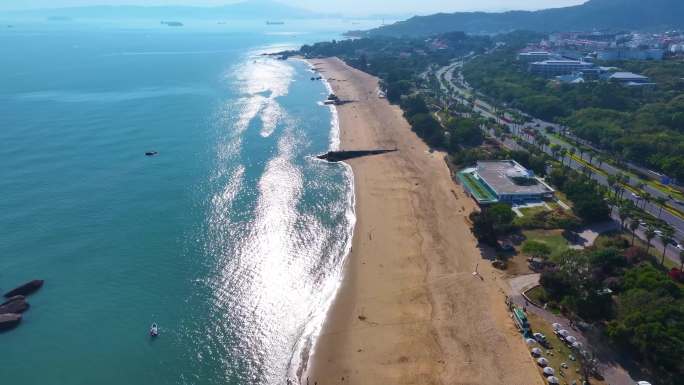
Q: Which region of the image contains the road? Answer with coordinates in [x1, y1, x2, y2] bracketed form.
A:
[433, 62, 684, 266]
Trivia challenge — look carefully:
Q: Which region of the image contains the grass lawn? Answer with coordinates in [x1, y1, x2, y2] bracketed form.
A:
[519, 205, 549, 217]
[523, 229, 571, 261]
[526, 312, 607, 385]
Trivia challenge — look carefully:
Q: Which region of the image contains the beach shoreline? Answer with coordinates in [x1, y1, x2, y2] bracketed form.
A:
[304, 57, 544, 385]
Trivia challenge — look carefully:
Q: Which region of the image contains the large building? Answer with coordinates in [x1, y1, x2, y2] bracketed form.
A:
[529, 60, 595, 77]
[606, 72, 654, 87]
[518, 51, 553, 62]
[458, 160, 555, 205]
[597, 48, 664, 61]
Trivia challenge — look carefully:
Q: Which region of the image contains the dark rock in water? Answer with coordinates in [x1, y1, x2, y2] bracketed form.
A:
[145, 151, 158, 157]
[4, 280, 44, 298]
[317, 149, 398, 162]
[0, 296, 29, 314]
[0, 313, 21, 331]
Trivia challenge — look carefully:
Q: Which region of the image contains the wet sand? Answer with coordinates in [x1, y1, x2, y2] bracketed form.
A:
[306, 57, 542, 385]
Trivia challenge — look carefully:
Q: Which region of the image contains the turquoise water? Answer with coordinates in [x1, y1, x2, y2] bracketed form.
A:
[0, 20, 369, 384]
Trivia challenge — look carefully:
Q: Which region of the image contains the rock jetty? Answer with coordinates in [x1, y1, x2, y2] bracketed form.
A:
[4, 279, 44, 298]
[317, 149, 398, 162]
[0, 296, 29, 314]
[0, 313, 21, 331]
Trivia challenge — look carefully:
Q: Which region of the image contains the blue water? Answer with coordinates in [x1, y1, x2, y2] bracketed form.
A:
[0, 19, 373, 384]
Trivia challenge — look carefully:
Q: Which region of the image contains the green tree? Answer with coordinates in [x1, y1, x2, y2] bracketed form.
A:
[655, 196, 668, 218]
[629, 220, 640, 246]
[644, 226, 656, 255]
[659, 229, 675, 266]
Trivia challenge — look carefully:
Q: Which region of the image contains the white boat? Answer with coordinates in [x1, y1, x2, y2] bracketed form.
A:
[150, 323, 159, 337]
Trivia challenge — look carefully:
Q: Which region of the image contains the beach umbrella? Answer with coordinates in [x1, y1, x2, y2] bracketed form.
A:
[557, 329, 569, 337]
[566, 336, 577, 344]
[531, 347, 542, 356]
[537, 357, 549, 367]
[552, 323, 562, 331]
[547, 376, 560, 384]
[526, 338, 537, 345]
[543, 367, 555, 376]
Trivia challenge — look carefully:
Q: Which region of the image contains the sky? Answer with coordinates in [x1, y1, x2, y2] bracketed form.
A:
[0, 0, 588, 15]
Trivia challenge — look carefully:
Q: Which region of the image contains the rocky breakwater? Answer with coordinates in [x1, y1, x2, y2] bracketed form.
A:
[317, 149, 398, 163]
[1, 280, 43, 331]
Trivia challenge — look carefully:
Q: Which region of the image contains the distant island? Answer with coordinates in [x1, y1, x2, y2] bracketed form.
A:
[359, 0, 684, 36]
[266, 21, 285, 25]
[161, 21, 183, 27]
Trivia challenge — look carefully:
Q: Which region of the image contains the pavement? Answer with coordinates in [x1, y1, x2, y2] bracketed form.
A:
[506, 277, 636, 385]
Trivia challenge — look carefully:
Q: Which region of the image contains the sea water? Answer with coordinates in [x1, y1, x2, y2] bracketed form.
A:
[0, 19, 374, 384]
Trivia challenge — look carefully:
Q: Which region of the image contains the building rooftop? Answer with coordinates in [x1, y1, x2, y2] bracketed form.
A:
[533, 60, 593, 65]
[476, 161, 554, 196]
[609, 71, 649, 80]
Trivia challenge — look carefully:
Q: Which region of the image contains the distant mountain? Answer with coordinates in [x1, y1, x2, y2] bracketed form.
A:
[360, 0, 684, 37]
[7, 0, 318, 20]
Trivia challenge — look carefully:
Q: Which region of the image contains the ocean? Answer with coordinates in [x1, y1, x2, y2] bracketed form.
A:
[0, 18, 376, 384]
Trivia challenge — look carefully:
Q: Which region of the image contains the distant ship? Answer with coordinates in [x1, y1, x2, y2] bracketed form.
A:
[161, 21, 184, 27]
[266, 21, 285, 25]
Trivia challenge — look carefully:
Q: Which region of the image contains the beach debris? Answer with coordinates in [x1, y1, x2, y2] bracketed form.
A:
[0, 313, 22, 331]
[4, 279, 43, 298]
[0, 296, 29, 314]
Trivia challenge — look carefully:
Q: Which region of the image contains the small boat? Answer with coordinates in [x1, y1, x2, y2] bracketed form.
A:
[145, 151, 158, 157]
[150, 323, 159, 337]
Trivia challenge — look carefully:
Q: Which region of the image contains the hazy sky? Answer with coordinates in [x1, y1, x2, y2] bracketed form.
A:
[1, 0, 588, 14]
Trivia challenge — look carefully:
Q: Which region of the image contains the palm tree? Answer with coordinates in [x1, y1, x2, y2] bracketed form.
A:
[660, 231, 674, 266]
[607, 174, 618, 197]
[550, 144, 561, 160]
[655, 196, 668, 218]
[645, 226, 656, 255]
[642, 192, 652, 210]
[596, 155, 604, 168]
[629, 220, 640, 245]
[587, 150, 595, 165]
[618, 209, 629, 230]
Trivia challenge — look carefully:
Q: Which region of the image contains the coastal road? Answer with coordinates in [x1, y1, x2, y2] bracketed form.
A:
[433, 63, 684, 265]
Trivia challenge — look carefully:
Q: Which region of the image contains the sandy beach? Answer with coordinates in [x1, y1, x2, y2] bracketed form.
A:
[306, 58, 543, 385]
